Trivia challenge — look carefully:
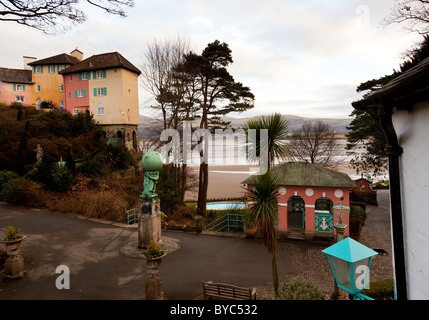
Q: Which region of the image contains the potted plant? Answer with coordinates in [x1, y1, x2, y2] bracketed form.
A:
[1, 226, 25, 252]
[243, 212, 258, 237]
[193, 215, 205, 233]
[144, 240, 166, 267]
[1, 226, 26, 279]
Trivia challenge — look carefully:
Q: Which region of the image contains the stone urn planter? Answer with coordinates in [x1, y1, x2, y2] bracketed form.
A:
[1, 236, 26, 252]
[144, 241, 166, 300]
[243, 225, 258, 237]
[1, 228, 26, 279]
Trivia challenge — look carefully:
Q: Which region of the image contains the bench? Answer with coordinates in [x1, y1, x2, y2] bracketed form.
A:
[202, 281, 256, 300]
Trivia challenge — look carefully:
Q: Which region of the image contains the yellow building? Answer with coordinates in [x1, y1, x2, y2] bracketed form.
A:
[27, 49, 82, 110]
[60, 52, 141, 151]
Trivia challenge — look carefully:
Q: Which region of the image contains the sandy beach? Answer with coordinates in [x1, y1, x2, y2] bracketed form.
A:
[184, 162, 358, 201]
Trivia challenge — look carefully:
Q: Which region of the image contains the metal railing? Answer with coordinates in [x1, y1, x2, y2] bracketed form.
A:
[127, 208, 139, 225]
[204, 213, 244, 232]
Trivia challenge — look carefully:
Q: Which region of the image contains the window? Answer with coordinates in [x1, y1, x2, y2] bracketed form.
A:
[69, 75, 73, 82]
[80, 72, 89, 80]
[58, 65, 67, 72]
[14, 84, 24, 91]
[16, 96, 24, 103]
[98, 103, 104, 115]
[95, 70, 106, 79]
[73, 109, 79, 115]
[48, 65, 55, 73]
[74, 89, 86, 98]
[34, 66, 42, 73]
[36, 84, 41, 92]
[94, 87, 107, 96]
[60, 100, 64, 110]
[59, 84, 64, 92]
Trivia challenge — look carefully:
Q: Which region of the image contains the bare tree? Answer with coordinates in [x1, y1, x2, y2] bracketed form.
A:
[140, 35, 196, 130]
[383, 0, 429, 34]
[0, 0, 133, 33]
[286, 120, 344, 168]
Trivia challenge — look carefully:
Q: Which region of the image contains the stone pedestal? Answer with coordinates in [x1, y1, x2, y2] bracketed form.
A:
[4, 254, 25, 279]
[138, 197, 162, 249]
[145, 255, 165, 300]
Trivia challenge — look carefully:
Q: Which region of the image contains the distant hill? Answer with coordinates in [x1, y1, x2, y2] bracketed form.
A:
[138, 114, 351, 139]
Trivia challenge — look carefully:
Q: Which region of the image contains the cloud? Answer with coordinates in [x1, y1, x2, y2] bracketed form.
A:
[0, 0, 423, 119]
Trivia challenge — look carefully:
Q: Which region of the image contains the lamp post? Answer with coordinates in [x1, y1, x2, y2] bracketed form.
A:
[322, 237, 378, 300]
[332, 197, 350, 243]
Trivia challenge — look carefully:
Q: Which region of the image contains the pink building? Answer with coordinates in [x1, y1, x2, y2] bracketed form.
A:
[242, 162, 355, 241]
[0, 67, 33, 106]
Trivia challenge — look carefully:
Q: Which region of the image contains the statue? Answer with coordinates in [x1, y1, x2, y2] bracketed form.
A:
[34, 144, 43, 165]
[138, 151, 164, 248]
[140, 151, 164, 199]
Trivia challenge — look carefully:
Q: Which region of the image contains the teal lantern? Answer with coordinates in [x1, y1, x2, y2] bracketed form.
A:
[322, 237, 378, 300]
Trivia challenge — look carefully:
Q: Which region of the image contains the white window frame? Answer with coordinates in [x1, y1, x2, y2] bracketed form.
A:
[77, 89, 84, 98]
[35, 66, 42, 73]
[96, 88, 105, 96]
[59, 65, 66, 72]
[81, 72, 88, 80]
[60, 100, 64, 109]
[16, 96, 24, 103]
[96, 70, 104, 79]
[48, 65, 55, 73]
[73, 109, 79, 115]
[59, 84, 64, 92]
[69, 75, 73, 82]
[16, 84, 23, 91]
[36, 84, 41, 92]
[97, 103, 104, 115]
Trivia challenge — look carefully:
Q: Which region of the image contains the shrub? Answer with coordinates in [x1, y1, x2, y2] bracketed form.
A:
[0, 177, 40, 206]
[350, 205, 367, 239]
[361, 279, 394, 300]
[105, 143, 135, 171]
[144, 240, 163, 258]
[37, 155, 75, 192]
[276, 278, 325, 300]
[4, 226, 22, 241]
[0, 170, 20, 190]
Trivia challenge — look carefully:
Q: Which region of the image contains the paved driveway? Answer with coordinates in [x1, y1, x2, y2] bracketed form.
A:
[0, 203, 295, 300]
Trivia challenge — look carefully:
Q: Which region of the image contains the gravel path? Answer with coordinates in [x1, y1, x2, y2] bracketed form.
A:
[256, 189, 393, 299]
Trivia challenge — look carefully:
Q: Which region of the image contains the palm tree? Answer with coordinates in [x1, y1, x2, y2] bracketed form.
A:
[246, 171, 281, 295]
[243, 112, 289, 170]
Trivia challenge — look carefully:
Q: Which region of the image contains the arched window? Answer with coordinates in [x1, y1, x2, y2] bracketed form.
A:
[132, 130, 137, 151]
[97, 103, 104, 115]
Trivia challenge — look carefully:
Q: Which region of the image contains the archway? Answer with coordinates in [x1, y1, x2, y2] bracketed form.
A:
[132, 130, 137, 151]
[287, 196, 305, 231]
[315, 197, 334, 233]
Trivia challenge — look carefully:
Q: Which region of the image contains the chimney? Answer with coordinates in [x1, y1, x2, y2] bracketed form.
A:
[70, 48, 84, 61]
[23, 56, 37, 70]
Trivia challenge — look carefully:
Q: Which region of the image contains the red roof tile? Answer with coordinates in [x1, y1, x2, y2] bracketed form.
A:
[59, 52, 141, 75]
[27, 53, 81, 66]
[0, 68, 33, 84]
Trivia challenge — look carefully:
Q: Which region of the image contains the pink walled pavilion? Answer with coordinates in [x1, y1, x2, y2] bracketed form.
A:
[243, 162, 355, 241]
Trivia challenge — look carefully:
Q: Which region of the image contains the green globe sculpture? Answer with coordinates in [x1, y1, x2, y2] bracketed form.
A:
[140, 151, 164, 199]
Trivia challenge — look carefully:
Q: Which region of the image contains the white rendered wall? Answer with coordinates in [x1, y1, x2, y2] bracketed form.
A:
[393, 102, 429, 299]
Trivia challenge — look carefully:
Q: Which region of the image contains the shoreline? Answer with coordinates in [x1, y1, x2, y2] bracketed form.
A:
[184, 162, 360, 201]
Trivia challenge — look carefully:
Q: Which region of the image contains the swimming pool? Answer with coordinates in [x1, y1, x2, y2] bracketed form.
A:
[206, 202, 247, 210]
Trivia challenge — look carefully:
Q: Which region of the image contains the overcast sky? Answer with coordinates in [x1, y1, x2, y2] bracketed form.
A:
[0, 0, 423, 119]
